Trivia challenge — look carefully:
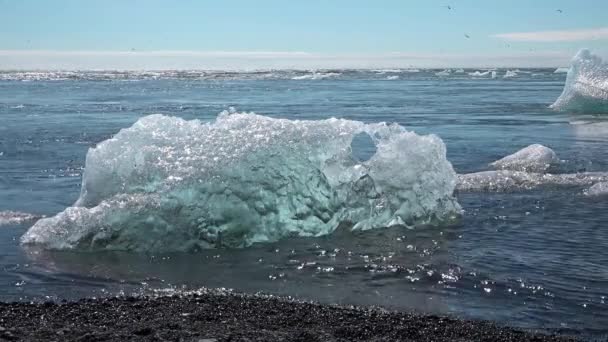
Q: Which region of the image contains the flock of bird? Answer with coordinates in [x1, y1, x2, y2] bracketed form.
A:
[442, 5, 564, 40]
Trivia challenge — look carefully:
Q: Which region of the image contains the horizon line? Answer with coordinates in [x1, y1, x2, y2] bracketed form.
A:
[0, 49, 599, 69]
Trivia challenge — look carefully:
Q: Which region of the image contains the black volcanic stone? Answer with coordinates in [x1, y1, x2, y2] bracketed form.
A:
[0, 290, 578, 341]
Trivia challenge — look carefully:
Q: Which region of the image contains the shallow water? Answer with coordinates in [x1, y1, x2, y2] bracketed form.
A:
[1, 69, 608, 337]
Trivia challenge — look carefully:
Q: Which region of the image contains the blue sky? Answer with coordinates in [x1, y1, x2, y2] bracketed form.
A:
[1, 0, 607, 69]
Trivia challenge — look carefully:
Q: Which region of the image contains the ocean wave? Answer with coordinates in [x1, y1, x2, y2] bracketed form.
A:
[0, 211, 43, 226]
[550, 49, 608, 114]
[21, 111, 460, 251]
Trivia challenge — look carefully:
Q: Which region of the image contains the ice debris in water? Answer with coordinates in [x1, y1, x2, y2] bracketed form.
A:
[457, 171, 608, 192]
[551, 49, 608, 113]
[21, 112, 460, 251]
[468, 70, 491, 77]
[503, 70, 517, 78]
[490, 144, 558, 173]
[0, 211, 42, 226]
[584, 182, 608, 197]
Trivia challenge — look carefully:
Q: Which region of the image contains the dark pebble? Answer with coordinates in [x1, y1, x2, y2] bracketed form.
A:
[0, 290, 578, 341]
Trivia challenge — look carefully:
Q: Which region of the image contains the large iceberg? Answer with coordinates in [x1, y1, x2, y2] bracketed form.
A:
[21, 111, 460, 251]
[551, 49, 608, 113]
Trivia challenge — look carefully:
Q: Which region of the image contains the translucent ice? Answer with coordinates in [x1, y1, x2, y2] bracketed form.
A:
[584, 182, 608, 197]
[21, 112, 460, 251]
[0, 211, 42, 226]
[490, 144, 558, 173]
[551, 49, 608, 113]
[457, 170, 608, 192]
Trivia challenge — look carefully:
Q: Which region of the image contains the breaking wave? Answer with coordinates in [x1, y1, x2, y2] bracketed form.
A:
[550, 49, 608, 114]
[21, 111, 460, 252]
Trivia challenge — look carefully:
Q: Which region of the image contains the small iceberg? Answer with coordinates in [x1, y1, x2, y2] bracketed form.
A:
[503, 70, 518, 78]
[550, 49, 608, 113]
[292, 72, 341, 80]
[0, 211, 43, 226]
[490, 144, 558, 173]
[584, 182, 608, 197]
[468, 70, 491, 77]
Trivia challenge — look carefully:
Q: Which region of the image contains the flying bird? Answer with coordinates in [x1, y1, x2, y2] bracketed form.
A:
[444, 5, 452, 10]
[556, 9, 563, 13]
[464, 34, 470, 39]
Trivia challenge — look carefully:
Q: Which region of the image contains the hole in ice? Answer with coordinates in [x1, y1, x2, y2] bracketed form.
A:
[350, 132, 376, 162]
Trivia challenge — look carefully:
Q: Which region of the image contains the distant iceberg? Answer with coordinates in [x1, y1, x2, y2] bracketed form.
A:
[291, 72, 341, 80]
[468, 70, 491, 77]
[22, 112, 460, 251]
[550, 49, 608, 113]
[435, 69, 451, 77]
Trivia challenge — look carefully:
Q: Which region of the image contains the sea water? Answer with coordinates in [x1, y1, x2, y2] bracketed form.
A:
[1, 61, 608, 338]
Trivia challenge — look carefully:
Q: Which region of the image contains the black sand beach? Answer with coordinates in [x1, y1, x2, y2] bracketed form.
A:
[0, 290, 577, 341]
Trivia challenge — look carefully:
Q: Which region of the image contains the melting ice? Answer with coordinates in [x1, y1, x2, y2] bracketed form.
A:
[551, 49, 608, 113]
[21, 111, 460, 251]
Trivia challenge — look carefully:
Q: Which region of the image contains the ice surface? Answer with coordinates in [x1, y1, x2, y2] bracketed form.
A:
[435, 69, 451, 77]
[468, 71, 491, 77]
[550, 49, 608, 113]
[291, 72, 341, 80]
[21, 112, 460, 251]
[457, 171, 608, 192]
[584, 182, 608, 197]
[490, 144, 558, 173]
[0, 211, 42, 226]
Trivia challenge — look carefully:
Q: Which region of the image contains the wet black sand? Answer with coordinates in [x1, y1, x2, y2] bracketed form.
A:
[0, 290, 577, 341]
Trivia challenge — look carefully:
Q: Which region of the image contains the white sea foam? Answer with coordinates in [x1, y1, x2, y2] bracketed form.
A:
[386, 75, 400, 80]
[22, 111, 460, 251]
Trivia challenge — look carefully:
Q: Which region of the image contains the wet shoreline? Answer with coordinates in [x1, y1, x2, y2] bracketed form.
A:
[0, 289, 577, 341]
